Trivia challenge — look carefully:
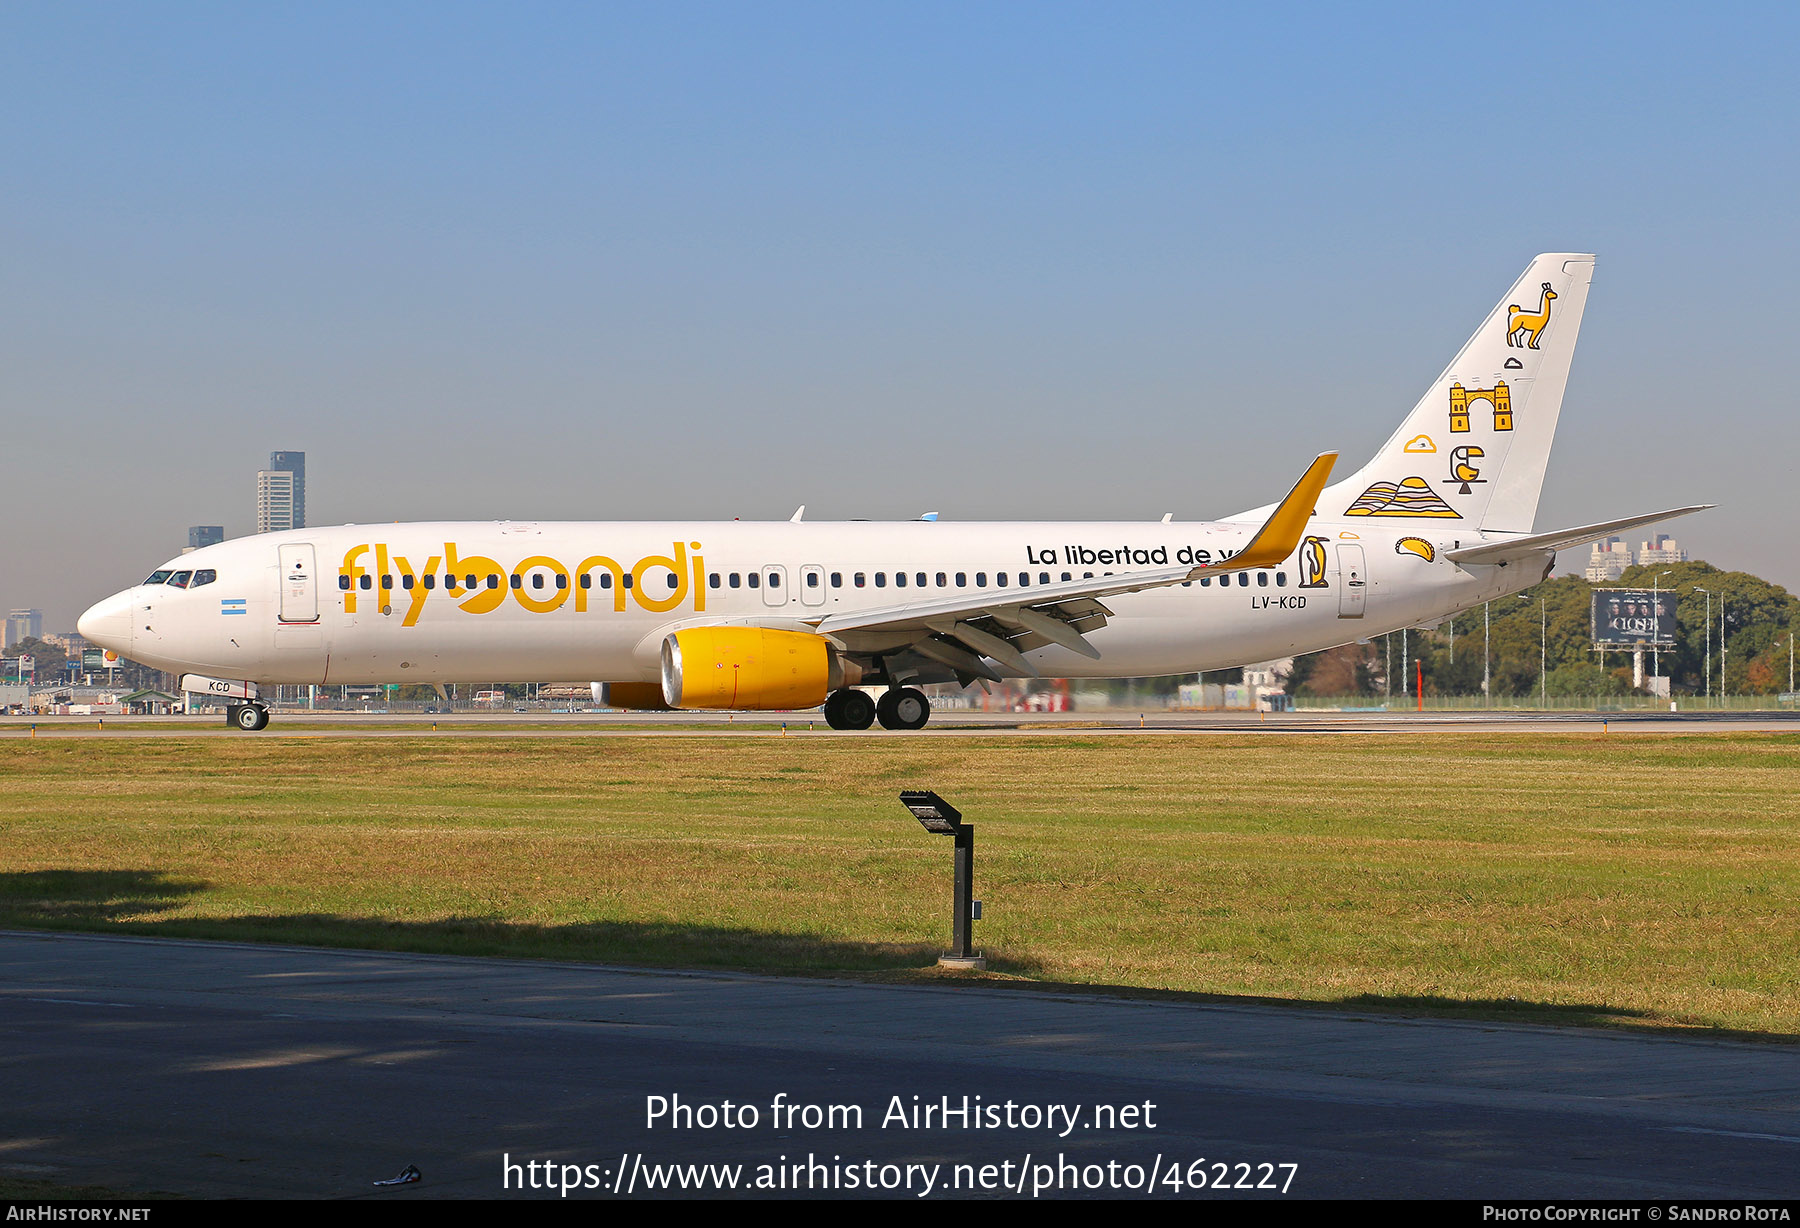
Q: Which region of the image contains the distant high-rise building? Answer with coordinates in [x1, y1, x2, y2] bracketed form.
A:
[5, 609, 43, 647]
[185, 525, 225, 554]
[1638, 534, 1688, 565]
[257, 470, 297, 534]
[1585, 537, 1633, 582]
[268, 450, 305, 529]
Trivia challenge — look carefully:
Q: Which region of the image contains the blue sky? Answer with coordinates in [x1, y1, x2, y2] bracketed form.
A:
[5, 2, 1796, 629]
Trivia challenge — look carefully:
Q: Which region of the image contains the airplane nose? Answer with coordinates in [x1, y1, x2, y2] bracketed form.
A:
[77, 592, 134, 653]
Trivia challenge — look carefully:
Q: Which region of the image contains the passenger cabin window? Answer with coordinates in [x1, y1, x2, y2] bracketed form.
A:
[424, 574, 436, 590]
[830, 572, 842, 587]
[383, 575, 395, 590]
[1275, 572, 1287, 587]
[916, 572, 926, 587]
[1238, 573, 1249, 586]
[936, 572, 947, 587]
[401, 575, 414, 590]
[806, 572, 818, 588]
[875, 572, 886, 588]
[360, 576, 373, 590]
[955, 572, 967, 587]
[854, 572, 866, 588]
[532, 574, 546, 590]
[338, 575, 351, 590]
[766, 573, 778, 589]
[555, 574, 567, 590]
[666, 573, 679, 589]
[511, 575, 522, 589]
[487, 575, 499, 589]
[1256, 572, 1268, 587]
[747, 573, 759, 588]
[894, 572, 906, 587]
[729, 573, 741, 588]
[1061, 572, 1071, 582]
[975, 572, 986, 586]
[709, 573, 721, 589]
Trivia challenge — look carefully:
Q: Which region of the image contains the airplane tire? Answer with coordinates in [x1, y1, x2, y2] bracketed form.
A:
[876, 687, 930, 731]
[825, 688, 876, 731]
[232, 704, 270, 732]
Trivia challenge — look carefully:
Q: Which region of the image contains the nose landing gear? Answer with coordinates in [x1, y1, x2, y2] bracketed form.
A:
[228, 703, 270, 731]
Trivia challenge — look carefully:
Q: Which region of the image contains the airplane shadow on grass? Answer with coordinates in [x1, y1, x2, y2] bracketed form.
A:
[0, 867, 1015, 976]
[1, 870, 1780, 1041]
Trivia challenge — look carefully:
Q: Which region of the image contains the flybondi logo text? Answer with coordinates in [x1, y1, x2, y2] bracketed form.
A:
[339, 542, 707, 626]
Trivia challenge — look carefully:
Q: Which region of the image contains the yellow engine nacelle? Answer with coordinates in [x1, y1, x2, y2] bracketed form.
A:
[661, 627, 833, 711]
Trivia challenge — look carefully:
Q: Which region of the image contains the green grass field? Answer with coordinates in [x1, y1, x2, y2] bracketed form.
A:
[3, 732, 1796, 1036]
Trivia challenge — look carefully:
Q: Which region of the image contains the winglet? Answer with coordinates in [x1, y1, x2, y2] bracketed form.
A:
[1197, 452, 1337, 575]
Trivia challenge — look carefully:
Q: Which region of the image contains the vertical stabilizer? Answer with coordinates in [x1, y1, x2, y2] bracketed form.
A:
[1312, 253, 1594, 534]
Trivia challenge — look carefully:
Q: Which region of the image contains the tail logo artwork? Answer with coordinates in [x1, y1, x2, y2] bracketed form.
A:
[1506, 282, 1557, 349]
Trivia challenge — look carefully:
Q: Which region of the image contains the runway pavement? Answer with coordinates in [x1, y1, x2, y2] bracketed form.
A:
[3, 931, 1798, 1199]
[6, 709, 1800, 737]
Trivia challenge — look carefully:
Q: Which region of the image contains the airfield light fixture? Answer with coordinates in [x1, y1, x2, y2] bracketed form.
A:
[899, 790, 983, 969]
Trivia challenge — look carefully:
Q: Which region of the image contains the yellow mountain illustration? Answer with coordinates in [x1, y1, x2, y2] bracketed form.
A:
[1345, 476, 1462, 518]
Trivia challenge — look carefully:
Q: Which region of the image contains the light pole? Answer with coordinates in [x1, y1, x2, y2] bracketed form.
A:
[1694, 587, 1711, 705]
[1483, 601, 1491, 707]
[1653, 571, 1671, 689]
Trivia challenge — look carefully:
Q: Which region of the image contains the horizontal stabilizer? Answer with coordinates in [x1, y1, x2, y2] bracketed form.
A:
[1444, 505, 1714, 567]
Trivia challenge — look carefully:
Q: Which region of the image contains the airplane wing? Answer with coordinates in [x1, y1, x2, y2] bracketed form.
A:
[803, 453, 1337, 681]
[1444, 505, 1713, 567]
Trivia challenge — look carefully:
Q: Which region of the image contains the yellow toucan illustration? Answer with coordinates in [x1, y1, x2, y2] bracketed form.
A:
[1444, 445, 1486, 494]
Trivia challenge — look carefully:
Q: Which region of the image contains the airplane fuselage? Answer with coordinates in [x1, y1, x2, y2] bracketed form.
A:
[81, 518, 1544, 688]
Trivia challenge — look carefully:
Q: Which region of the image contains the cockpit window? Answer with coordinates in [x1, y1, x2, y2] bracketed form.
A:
[167, 571, 193, 589]
[191, 569, 217, 588]
[144, 570, 172, 585]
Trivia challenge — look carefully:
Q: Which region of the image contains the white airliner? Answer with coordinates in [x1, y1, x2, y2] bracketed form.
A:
[79, 253, 1706, 731]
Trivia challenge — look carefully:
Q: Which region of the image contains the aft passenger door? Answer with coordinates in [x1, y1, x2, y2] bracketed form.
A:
[279, 544, 320, 624]
[1336, 544, 1366, 619]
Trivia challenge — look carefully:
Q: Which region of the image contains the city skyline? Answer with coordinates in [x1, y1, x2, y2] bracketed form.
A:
[3, 5, 1794, 631]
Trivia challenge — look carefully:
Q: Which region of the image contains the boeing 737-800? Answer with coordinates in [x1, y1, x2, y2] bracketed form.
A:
[78, 253, 1706, 731]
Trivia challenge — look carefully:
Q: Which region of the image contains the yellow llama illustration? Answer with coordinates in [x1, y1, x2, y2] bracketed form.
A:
[1506, 282, 1557, 349]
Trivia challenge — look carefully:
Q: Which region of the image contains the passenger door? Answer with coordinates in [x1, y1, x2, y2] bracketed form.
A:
[279, 544, 319, 624]
[1336, 544, 1366, 618]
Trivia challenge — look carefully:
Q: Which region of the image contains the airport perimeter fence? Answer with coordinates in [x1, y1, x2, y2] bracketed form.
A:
[1288, 694, 1797, 712]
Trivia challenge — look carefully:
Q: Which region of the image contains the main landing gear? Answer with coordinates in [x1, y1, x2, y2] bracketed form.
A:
[228, 703, 270, 732]
[822, 687, 931, 731]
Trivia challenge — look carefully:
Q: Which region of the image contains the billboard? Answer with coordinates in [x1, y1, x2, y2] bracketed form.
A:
[1592, 589, 1677, 646]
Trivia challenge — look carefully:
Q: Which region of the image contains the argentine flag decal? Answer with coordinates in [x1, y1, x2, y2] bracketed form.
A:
[221, 598, 248, 616]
